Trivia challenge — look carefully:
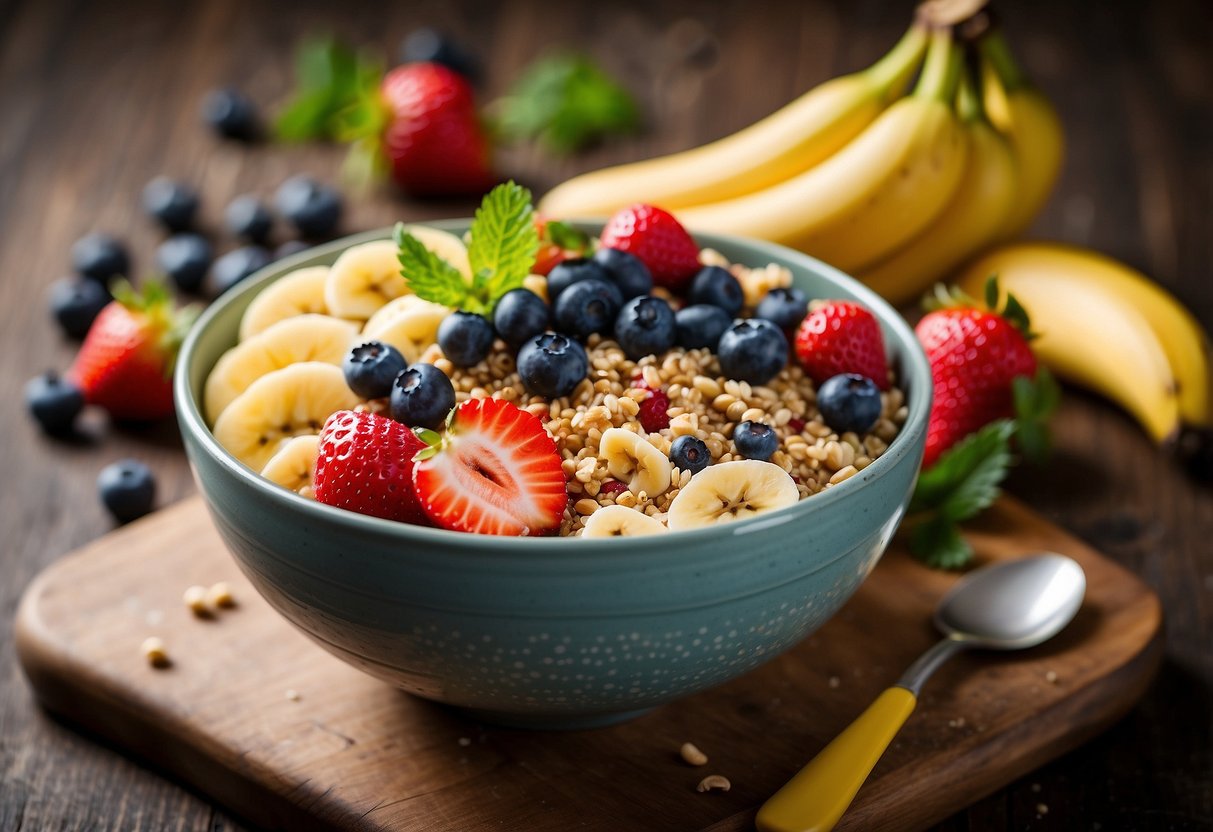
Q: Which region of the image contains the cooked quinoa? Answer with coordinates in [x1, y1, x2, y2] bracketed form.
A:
[396, 257, 909, 537]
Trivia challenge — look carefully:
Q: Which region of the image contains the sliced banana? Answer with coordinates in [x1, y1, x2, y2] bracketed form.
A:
[260, 434, 320, 499]
[361, 295, 451, 363]
[522, 273, 549, 303]
[666, 460, 799, 531]
[213, 363, 358, 472]
[325, 240, 409, 320]
[599, 428, 672, 497]
[204, 314, 358, 425]
[400, 225, 472, 281]
[239, 266, 331, 341]
[581, 505, 668, 537]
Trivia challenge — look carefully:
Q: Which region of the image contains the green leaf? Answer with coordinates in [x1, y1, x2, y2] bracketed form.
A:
[908, 514, 973, 570]
[1012, 367, 1061, 464]
[491, 53, 639, 154]
[467, 181, 539, 307]
[545, 220, 592, 254]
[274, 38, 384, 143]
[394, 223, 471, 310]
[911, 419, 1015, 522]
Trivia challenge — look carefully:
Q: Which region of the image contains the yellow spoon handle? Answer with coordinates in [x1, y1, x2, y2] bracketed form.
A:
[755, 686, 917, 832]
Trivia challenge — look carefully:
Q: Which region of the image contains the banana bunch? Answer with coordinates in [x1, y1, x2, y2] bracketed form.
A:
[538, 11, 1064, 301]
[207, 231, 468, 477]
[958, 243, 1213, 444]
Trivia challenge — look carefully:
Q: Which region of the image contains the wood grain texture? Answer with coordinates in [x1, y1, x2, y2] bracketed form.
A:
[14, 496, 1161, 832]
[0, 0, 1210, 830]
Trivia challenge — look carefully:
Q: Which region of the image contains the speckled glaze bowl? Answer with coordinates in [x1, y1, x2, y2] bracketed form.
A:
[176, 221, 931, 728]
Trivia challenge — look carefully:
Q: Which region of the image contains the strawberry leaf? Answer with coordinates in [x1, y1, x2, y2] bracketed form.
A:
[908, 513, 973, 570]
[1012, 367, 1061, 464]
[490, 54, 638, 154]
[545, 220, 592, 253]
[467, 181, 539, 308]
[394, 223, 472, 310]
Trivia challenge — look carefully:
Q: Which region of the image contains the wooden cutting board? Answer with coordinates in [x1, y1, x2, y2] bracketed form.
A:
[15, 495, 1161, 832]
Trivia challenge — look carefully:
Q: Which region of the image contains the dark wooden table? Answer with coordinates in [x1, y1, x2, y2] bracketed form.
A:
[2, 0, 1210, 829]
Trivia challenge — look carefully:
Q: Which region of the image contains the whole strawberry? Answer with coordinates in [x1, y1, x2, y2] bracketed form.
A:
[379, 62, 496, 197]
[69, 280, 198, 421]
[313, 410, 429, 524]
[599, 204, 700, 289]
[916, 283, 1038, 468]
[794, 300, 889, 389]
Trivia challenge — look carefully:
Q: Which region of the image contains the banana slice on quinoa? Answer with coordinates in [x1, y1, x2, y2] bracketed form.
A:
[598, 428, 672, 497]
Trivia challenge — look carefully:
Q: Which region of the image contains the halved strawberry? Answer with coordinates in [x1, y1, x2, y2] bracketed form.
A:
[313, 410, 429, 524]
[411, 397, 567, 536]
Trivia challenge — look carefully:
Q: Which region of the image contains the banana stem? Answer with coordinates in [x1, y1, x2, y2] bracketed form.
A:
[955, 60, 989, 124]
[865, 23, 931, 99]
[914, 27, 963, 103]
[977, 28, 1030, 92]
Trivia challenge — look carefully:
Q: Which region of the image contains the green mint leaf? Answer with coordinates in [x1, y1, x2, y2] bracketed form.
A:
[910, 419, 1015, 522]
[1012, 367, 1061, 464]
[545, 220, 592, 253]
[909, 514, 973, 570]
[394, 223, 470, 310]
[491, 54, 639, 154]
[275, 38, 384, 143]
[467, 181, 538, 309]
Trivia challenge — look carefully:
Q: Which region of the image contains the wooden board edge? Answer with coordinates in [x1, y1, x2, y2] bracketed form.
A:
[13, 554, 348, 832]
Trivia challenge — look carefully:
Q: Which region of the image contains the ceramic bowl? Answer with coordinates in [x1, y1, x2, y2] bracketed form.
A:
[176, 221, 931, 728]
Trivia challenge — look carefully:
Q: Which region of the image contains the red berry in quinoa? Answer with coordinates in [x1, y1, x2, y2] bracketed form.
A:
[794, 301, 889, 389]
[637, 389, 671, 433]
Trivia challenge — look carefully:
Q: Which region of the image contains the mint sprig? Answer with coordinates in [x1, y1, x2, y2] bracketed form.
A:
[489, 54, 639, 154]
[275, 38, 384, 142]
[395, 181, 538, 316]
[907, 420, 1016, 569]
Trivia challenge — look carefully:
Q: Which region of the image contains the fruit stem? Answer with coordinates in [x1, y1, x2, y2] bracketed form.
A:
[914, 27, 963, 104]
[865, 23, 931, 99]
[975, 28, 1029, 92]
[955, 60, 987, 124]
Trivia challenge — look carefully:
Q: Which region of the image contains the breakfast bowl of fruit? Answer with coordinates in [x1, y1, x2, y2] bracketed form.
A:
[175, 186, 930, 728]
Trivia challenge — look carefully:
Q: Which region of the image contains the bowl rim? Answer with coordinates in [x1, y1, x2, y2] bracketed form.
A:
[176, 220, 931, 553]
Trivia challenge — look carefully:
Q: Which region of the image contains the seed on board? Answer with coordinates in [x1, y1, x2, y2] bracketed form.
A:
[285, 689, 301, 702]
[208, 582, 236, 608]
[680, 742, 709, 766]
[182, 585, 209, 615]
[696, 774, 731, 793]
[141, 636, 170, 668]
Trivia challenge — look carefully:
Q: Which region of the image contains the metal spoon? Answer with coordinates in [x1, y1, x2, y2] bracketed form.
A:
[756, 553, 1087, 832]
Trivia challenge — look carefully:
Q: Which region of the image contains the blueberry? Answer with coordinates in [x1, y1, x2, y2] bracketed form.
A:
[674, 304, 731, 351]
[201, 88, 259, 141]
[225, 194, 273, 243]
[25, 372, 85, 435]
[399, 28, 481, 83]
[516, 332, 588, 398]
[141, 177, 199, 232]
[688, 266, 743, 316]
[390, 364, 456, 430]
[156, 233, 213, 293]
[553, 278, 623, 340]
[273, 239, 311, 260]
[211, 245, 272, 295]
[817, 373, 882, 434]
[97, 459, 156, 523]
[670, 434, 710, 475]
[49, 278, 109, 339]
[343, 340, 407, 399]
[733, 421, 778, 461]
[546, 258, 610, 302]
[614, 296, 676, 361]
[72, 233, 129, 283]
[275, 175, 342, 238]
[437, 311, 496, 368]
[755, 287, 809, 330]
[493, 288, 549, 348]
[716, 318, 788, 385]
[592, 248, 652, 300]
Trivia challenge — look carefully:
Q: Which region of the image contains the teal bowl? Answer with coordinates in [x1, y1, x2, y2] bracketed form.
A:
[176, 221, 931, 729]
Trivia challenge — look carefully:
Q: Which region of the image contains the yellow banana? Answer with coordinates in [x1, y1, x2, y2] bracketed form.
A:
[537, 23, 928, 217]
[961, 243, 1212, 429]
[675, 28, 968, 275]
[857, 70, 1016, 305]
[977, 30, 1064, 238]
[958, 257, 1182, 443]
